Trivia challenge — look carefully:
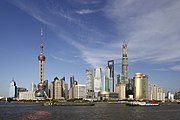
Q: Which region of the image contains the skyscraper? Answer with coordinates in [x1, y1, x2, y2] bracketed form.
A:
[35, 29, 47, 99]
[133, 73, 149, 100]
[74, 84, 86, 99]
[70, 75, 75, 88]
[86, 69, 94, 98]
[44, 80, 49, 97]
[108, 60, 114, 92]
[49, 77, 66, 100]
[54, 77, 63, 99]
[9, 79, 17, 98]
[142, 75, 148, 100]
[122, 42, 128, 82]
[69, 79, 78, 99]
[134, 73, 143, 100]
[115, 83, 126, 100]
[104, 66, 110, 92]
[94, 68, 102, 93]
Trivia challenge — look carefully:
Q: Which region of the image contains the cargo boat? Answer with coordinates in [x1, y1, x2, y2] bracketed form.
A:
[43, 102, 95, 106]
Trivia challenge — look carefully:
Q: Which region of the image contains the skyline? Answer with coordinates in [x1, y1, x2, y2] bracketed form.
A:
[0, 0, 180, 96]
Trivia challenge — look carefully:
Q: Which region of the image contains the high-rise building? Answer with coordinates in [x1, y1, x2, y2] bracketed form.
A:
[49, 82, 53, 99]
[69, 79, 78, 99]
[86, 69, 94, 91]
[64, 83, 68, 100]
[175, 91, 180, 100]
[108, 60, 114, 92]
[115, 83, 126, 100]
[49, 77, 66, 100]
[86, 69, 94, 98]
[117, 74, 121, 84]
[142, 75, 149, 100]
[35, 29, 47, 99]
[148, 84, 165, 101]
[122, 42, 128, 81]
[54, 77, 63, 99]
[9, 79, 17, 98]
[94, 68, 102, 94]
[44, 80, 48, 97]
[134, 73, 143, 100]
[74, 84, 86, 99]
[104, 66, 110, 92]
[70, 76, 75, 88]
[126, 78, 134, 97]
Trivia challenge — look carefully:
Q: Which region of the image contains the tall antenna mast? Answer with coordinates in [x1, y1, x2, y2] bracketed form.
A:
[40, 28, 43, 53]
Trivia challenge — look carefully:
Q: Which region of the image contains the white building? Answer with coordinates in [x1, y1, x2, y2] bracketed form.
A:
[148, 84, 165, 101]
[9, 80, 17, 98]
[104, 66, 110, 92]
[18, 91, 35, 100]
[74, 84, 86, 99]
[167, 91, 174, 101]
[94, 68, 102, 94]
[86, 69, 94, 92]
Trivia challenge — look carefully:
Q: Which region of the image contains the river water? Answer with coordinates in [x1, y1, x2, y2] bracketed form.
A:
[0, 102, 179, 120]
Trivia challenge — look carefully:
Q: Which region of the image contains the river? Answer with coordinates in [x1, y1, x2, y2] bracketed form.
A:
[0, 102, 179, 120]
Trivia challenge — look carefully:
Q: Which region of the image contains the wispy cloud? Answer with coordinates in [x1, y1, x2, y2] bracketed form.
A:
[76, 9, 97, 15]
[8, 0, 180, 71]
[73, 0, 105, 5]
[104, 0, 180, 64]
[170, 65, 180, 71]
[50, 54, 75, 63]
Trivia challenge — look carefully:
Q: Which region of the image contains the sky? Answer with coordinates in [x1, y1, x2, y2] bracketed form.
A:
[0, 0, 180, 97]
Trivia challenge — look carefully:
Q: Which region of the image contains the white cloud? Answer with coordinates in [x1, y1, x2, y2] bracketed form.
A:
[104, 0, 180, 64]
[170, 65, 180, 71]
[8, 0, 180, 71]
[76, 9, 97, 15]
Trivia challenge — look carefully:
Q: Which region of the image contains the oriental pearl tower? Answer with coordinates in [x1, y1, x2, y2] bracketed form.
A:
[35, 29, 47, 99]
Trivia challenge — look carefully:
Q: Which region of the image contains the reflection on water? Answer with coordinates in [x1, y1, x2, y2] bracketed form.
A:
[0, 103, 180, 120]
[22, 111, 51, 120]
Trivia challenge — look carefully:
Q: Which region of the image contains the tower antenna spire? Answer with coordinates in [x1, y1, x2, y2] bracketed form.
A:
[40, 28, 43, 53]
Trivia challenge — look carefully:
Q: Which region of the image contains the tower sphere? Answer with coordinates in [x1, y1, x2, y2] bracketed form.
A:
[38, 53, 46, 61]
[35, 89, 45, 97]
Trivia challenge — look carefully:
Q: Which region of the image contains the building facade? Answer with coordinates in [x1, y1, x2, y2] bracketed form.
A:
[142, 75, 149, 100]
[115, 83, 126, 100]
[104, 66, 110, 92]
[18, 91, 35, 100]
[86, 69, 94, 98]
[49, 77, 67, 100]
[94, 68, 102, 93]
[148, 84, 165, 101]
[9, 79, 17, 98]
[134, 73, 143, 100]
[69, 79, 78, 99]
[108, 60, 114, 92]
[74, 84, 86, 99]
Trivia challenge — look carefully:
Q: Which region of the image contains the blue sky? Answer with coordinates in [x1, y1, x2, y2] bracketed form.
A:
[0, 0, 180, 97]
